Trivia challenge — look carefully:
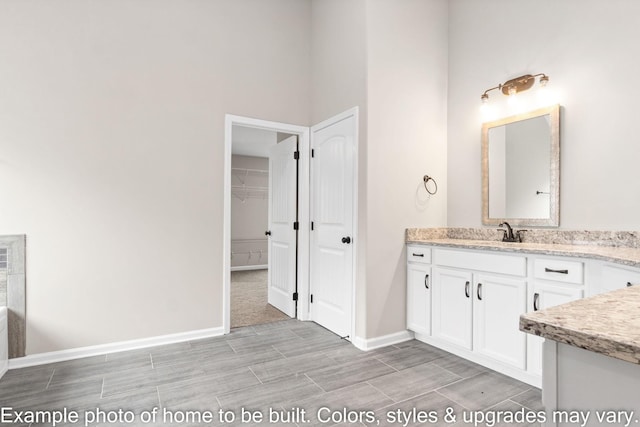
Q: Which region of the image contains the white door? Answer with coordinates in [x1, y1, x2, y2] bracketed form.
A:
[267, 135, 298, 317]
[432, 267, 473, 350]
[473, 274, 527, 369]
[310, 114, 356, 338]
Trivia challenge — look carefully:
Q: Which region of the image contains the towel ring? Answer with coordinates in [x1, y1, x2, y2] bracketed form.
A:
[423, 175, 438, 195]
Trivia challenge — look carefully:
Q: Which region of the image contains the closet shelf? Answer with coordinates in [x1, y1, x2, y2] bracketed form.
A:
[232, 167, 268, 185]
[232, 185, 267, 201]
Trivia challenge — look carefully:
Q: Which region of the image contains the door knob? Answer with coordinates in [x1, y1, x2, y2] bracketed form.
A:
[341, 236, 351, 244]
[265, 230, 271, 236]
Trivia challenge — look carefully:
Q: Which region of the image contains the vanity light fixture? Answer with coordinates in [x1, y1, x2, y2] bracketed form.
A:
[481, 73, 550, 103]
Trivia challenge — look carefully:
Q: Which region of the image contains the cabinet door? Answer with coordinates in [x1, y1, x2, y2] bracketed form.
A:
[527, 282, 583, 375]
[473, 274, 527, 369]
[600, 264, 640, 294]
[432, 268, 473, 350]
[407, 263, 431, 335]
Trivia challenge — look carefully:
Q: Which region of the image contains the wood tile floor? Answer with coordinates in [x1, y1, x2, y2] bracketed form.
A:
[0, 320, 542, 426]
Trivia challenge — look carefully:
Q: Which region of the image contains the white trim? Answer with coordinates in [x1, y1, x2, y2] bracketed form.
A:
[310, 107, 359, 342]
[352, 330, 413, 352]
[223, 115, 311, 334]
[230, 265, 267, 272]
[8, 327, 224, 369]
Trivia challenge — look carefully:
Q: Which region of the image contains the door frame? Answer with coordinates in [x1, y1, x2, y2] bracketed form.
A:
[223, 115, 310, 333]
[310, 107, 359, 342]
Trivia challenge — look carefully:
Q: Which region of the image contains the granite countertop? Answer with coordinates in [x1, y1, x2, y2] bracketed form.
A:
[406, 228, 640, 269]
[520, 286, 640, 364]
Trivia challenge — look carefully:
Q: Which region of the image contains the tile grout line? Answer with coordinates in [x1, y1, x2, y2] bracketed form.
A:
[433, 389, 472, 411]
[484, 396, 517, 411]
[271, 345, 288, 359]
[45, 369, 55, 390]
[365, 380, 398, 404]
[150, 353, 155, 369]
[100, 378, 105, 399]
[247, 366, 264, 385]
[507, 398, 540, 413]
[372, 356, 400, 372]
[226, 339, 239, 353]
[303, 373, 327, 393]
[156, 386, 162, 409]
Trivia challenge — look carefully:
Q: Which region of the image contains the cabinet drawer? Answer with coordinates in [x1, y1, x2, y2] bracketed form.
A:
[433, 248, 526, 277]
[601, 264, 640, 292]
[407, 245, 431, 264]
[533, 258, 583, 284]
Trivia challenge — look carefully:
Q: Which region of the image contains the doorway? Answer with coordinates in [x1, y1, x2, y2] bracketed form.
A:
[223, 110, 358, 340]
[229, 126, 292, 328]
[223, 116, 311, 334]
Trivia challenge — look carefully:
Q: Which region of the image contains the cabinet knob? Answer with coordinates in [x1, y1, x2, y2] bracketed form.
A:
[424, 274, 429, 290]
[464, 281, 470, 298]
[627, 282, 634, 287]
[477, 283, 483, 300]
[533, 293, 540, 311]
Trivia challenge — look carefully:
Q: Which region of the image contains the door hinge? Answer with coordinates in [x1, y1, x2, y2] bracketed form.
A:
[311, 149, 315, 158]
[293, 221, 299, 230]
[293, 292, 298, 301]
[310, 294, 313, 303]
[293, 150, 300, 160]
[311, 221, 314, 231]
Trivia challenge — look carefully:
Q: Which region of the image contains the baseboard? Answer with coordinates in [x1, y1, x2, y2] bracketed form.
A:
[352, 330, 413, 351]
[8, 326, 225, 369]
[230, 265, 267, 272]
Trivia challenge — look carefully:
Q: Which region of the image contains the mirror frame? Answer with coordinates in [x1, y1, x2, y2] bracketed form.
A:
[481, 104, 560, 227]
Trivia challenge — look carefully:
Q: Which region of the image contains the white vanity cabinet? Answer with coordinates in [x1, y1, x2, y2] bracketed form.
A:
[423, 248, 531, 383]
[407, 240, 640, 387]
[432, 268, 473, 350]
[527, 257, 585, 377]
[431, 266, 528, 369]
[406, 245, 432, 336]
[406, 245, 596, 387]
[474, 273, 527, 370]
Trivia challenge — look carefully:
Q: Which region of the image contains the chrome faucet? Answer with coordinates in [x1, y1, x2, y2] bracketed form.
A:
[498, 222, 524, 243]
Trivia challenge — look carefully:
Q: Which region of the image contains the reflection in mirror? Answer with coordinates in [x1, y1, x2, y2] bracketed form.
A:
[482, 105, 560, 227]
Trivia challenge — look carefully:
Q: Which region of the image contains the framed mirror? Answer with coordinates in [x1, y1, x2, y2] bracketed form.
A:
[482, 104, 560, 227]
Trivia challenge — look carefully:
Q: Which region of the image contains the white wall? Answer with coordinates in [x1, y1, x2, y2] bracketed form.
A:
[310, 0, 448, 340]
[448, 0, 640, 230]
[0, 0, 311, 354]
[310, 0, 369, 338]
[365, 0, 448, 337]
